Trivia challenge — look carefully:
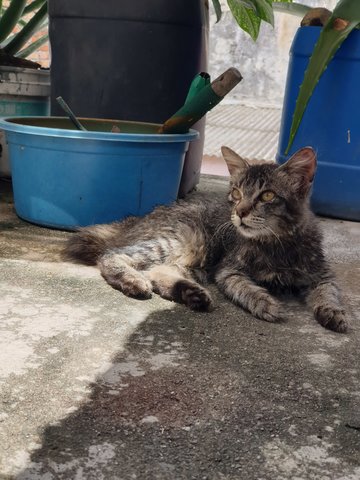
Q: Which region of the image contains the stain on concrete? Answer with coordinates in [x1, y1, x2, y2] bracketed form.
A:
[306, 352, 333, 370]
[263, 435, 347, 479]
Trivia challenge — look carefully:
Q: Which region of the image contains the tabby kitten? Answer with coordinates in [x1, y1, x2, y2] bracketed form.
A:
[64, 146, 347, 333]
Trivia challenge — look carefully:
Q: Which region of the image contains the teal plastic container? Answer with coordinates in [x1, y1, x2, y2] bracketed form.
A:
[0, 117, 198, 230]
[0, 67, 51, 177]
[0, 98, 49, 117]
[277, 27, 360, 221]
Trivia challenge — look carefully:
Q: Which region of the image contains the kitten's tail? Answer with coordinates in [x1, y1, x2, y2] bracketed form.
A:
[62, 225, 114, 266]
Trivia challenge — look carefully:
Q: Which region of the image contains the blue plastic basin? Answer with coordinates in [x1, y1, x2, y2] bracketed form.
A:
[277, 27, 360, 221]
[0, 116, 198, 230]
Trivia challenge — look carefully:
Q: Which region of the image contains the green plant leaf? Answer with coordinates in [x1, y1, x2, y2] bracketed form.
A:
[286, 0, 360, 153]
[231, 0, 257, 10]
[227, 0, 293, 40]
[1, 33, 17, 48]
[228, 1, 260, 40]
[255, 0, 274, 27]
[211, 0, 222, 23]
[4, 1, 47, 56]
[17, 32, 47, 58]
[22, 0, 47, 17]
[0, 0, 27, 44]
[273, 2, 310, 17]
[244, 0, 275, 26]
[227, 0, 264, 40]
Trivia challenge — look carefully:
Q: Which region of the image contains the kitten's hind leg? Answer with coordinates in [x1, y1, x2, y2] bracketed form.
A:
[145, 265, 213, 311]
[98, 249, 153, 299]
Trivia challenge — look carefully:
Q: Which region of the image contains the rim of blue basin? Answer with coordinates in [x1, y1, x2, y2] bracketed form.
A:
[0, 116, 199, 143]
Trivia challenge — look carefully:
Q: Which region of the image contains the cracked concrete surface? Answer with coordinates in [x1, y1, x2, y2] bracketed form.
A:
[1, 176, 360, 480]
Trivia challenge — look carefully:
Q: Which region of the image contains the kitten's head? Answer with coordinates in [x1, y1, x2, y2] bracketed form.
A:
[221, 146, 317, 240]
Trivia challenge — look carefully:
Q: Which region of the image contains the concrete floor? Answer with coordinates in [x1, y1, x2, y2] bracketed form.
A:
[1, 176, 360, 480]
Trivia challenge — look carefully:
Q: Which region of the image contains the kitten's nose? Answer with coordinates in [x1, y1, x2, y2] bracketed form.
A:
[236, 204, 251, 218]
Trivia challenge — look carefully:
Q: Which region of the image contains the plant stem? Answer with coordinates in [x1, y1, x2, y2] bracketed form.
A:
[0, 0, 26, 44]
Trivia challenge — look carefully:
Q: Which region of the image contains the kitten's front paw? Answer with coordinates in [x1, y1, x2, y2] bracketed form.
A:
[314, 306, 348, 333]
[253, 294, 285, 323]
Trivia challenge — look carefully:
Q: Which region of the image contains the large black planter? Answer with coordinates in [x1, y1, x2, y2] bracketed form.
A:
[48, 0, 209, 196]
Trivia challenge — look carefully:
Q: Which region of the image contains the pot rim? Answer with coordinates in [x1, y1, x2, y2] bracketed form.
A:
[0, 116, 199, 143]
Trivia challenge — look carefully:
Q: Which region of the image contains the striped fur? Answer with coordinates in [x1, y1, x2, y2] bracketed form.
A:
[63, 146, 347, 332]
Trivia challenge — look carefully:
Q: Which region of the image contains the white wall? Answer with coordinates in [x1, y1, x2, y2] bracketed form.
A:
[208, 0, 338, 106]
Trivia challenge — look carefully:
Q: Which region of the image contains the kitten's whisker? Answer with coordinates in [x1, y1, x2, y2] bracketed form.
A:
[262, 225, 285, 251]
[220, 223, 234, 241]
[251, 219, 265, 226]
[212, 221, 235, 249]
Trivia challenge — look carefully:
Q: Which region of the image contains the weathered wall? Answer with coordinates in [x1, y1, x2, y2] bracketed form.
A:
[209, 0, 337, 106]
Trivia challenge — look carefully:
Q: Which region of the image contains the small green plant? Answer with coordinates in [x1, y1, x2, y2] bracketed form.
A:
[212, 0, 293, 41]
[275, 0, 360, 153]
[0, 0, 48, 66]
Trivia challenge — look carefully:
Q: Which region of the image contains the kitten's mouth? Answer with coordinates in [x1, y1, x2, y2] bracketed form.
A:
[231, 214, 253, 230]
[232, 216, 266, 239]
[239, 217, 255, 230]
[232, 213, 264, 237]
[232, 212, 274, 239]
[235, 219, 255, 234]
[239, 222, 251, 230]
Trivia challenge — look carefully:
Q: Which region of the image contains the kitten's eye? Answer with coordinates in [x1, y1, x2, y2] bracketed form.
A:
[231, 187, 242, 201]
[260, 191, 275, 202]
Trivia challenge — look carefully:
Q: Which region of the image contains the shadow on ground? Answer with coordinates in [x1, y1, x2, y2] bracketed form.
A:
[2, 177, 359, 479]
[16, 290, 360, 480]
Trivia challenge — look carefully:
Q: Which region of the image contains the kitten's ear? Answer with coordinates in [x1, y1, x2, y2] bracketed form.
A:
[221, 146, 249, 177]
[278, 147, 317, 184]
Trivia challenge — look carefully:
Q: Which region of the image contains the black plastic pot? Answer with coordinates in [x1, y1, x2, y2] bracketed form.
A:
[48, 0, 209, 196]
